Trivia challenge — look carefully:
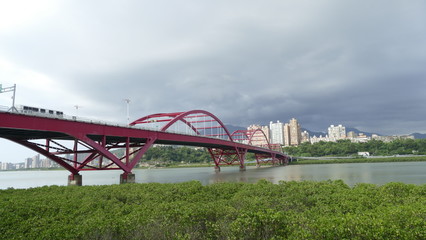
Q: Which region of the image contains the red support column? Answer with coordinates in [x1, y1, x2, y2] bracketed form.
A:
[125, 137, 130, 166]
[73, 139, 78, 169]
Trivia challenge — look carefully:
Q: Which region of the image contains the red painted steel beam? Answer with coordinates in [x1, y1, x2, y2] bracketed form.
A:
[0, 112, 289, 171]
[8, 138, 79, 174]
[160, 110, 233, 140]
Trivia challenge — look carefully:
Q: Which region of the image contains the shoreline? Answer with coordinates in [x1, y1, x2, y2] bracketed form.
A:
[289, 156, 426, 165]
[2, 156, 426, 172]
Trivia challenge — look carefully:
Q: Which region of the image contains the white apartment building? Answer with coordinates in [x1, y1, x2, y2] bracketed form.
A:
[301, 130, 310, 143]
[269, 121, 285, 145]
[328, 124, 346, 141]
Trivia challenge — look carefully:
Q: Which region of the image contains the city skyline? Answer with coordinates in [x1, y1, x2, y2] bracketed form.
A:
[1, 1, 426, 162]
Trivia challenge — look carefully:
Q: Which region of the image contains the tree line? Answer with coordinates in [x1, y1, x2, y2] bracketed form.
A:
[141, 146, 211, 164]
[284, 139, 426, 157]
[137, 146, 256, 166]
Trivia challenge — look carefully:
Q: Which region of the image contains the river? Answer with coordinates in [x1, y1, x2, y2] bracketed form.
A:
[0, 161, 425, 189]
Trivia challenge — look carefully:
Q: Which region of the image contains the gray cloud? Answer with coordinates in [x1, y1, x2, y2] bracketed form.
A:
[1, 0, 426, 136]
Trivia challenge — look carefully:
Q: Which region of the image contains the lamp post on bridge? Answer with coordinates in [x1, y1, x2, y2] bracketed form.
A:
[74, 105, 82, 118]
[123, 98, 130, 125]
[0, 83, 18, 112]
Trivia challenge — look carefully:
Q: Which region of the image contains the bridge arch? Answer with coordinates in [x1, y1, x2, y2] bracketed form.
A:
[246, 128, 272, 149]
[130, 110, 234, 141]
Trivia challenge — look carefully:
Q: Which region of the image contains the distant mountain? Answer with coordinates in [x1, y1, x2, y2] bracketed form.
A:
[302, 128, 326, 137]
[410, 133, 426, 139]
[225, 125, 246, 133]
[345, 127, 380, 137]
[303, 127, 380, 137]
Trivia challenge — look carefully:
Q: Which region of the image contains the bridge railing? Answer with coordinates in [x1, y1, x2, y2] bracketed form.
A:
[0, 105, 9, 112]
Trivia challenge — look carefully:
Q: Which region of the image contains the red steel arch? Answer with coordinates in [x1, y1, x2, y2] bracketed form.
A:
[232, 128, 282, 166]
[131, 110, 246, 170]
[160, 110, 233, 140]
[130, 110, 233, 140]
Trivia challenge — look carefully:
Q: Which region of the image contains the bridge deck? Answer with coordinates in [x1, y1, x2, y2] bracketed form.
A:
[0, 112, 282, 155]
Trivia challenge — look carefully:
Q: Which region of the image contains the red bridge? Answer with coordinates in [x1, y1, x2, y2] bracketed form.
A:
[0, 110, 289, 186]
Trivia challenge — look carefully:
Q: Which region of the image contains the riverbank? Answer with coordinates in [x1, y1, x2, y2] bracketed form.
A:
[290, 155, 426, 165]
[1, 180, 424, 239]
[148, 156, 426, 168]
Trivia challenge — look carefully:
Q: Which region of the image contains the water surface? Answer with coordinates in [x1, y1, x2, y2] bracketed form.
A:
[1, 161, 425, 189]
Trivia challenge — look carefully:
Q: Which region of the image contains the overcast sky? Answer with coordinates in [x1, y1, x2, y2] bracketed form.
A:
[1, 0, 426, 162]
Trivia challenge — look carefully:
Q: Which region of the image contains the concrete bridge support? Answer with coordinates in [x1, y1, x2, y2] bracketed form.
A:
[68, 174, 82, 186]
[120, 173, 136, 184]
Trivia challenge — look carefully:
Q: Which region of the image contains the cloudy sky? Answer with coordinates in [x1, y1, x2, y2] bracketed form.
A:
[1, 0, 426, 161]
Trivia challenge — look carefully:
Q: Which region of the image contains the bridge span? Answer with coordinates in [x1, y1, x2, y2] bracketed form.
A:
[0, 110, 289, 186]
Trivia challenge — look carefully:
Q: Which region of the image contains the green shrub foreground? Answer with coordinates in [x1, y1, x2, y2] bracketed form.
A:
[1, 181, 425, 240]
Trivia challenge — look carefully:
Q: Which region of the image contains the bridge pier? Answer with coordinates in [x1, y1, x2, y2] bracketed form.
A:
[120, 173, 135, 184]
[68, 174, 82, 186]
[214, 166, 221, 172]
[239, 165, 246, 171]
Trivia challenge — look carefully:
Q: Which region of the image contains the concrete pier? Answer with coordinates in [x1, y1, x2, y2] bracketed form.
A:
[68, 174, 82, 186]
[214, 166, 221, 172]
[239, 165, 246, 171]
[120, 173, 135, 184]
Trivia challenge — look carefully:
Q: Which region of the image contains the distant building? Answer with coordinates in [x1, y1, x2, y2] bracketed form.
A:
[353, 133, 370, 143]
[1, 162, 14, 170]
[283, 118, 302, 146]
[347, 131, 357, 139]
[310, 135, 330, 144]
[328, 124, 346, 141]
[288, 118, 302, 146]
[269, 121, 285, 145]
[25, 157, 32, 169]
[372, 134, 415, 142]
[31, 154, 40, 168]
[301, 130, 310, 143]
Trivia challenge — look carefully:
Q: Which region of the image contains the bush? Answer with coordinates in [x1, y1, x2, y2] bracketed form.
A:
[0, 181, 424, 239]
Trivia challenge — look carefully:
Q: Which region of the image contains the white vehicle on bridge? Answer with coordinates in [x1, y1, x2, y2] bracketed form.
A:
[16, 105, 64, 118]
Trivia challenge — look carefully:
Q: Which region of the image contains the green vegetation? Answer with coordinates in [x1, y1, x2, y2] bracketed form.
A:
[284, 139, 426, 157]
[138, 140, 426, 168]
[1, 180, 425, 239]
[290, 156, 426, 165]
[142, 146, 211, 164]
[132, 146, 256, 168]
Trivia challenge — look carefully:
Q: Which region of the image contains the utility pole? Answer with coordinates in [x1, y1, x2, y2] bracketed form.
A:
[74, 105, 82, 117]
[0, 84, 18, 112]
[124, 99, 130, 125]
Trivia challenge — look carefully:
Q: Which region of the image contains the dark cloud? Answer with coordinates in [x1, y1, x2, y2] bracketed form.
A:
[1, 0, 426, 136]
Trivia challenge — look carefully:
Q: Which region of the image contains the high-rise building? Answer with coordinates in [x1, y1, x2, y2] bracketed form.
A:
[25, 158, 32, 169]
[289, 118, 302, 146]
[31, 154, 40, 168]
[283, 118, 302, 146]
[328, 124, 346, 141]
[283, 123, 290, 146]
[269, 121, 284, 145]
